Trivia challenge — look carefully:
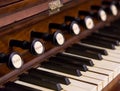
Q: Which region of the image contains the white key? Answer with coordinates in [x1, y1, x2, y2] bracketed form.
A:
[107, 51, 120, 58]
[81, 71, 108, 87]
[93, 59, 120, 78]
[88, 66, 113, 82]
[69, 78, 97, 91]
[102, 55, 120, 63]
[115, 46, 120, 50]
[38, 67, 103, 91]
[107, 49, 120, 54]
[61, 84, 88, 91]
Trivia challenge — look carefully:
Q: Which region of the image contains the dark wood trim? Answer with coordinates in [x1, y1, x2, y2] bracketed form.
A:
[0, 0, 88, 36]
[0, 0, 23, 8]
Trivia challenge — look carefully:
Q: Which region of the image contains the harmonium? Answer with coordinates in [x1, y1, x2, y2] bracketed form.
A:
[0, 0, 120, 91]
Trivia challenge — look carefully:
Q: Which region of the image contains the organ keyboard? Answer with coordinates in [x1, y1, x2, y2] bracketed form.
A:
[0, 0, 120, 91]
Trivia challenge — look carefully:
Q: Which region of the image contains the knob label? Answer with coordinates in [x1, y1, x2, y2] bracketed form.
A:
[85, 17, 94, 29]
[34, 41, 44, 55]
[49, 0, 63, 15]
[110, 4, 118, 16]
[99, 9, 107, 21]
[11, 54, 23, 69]
[72, 23, 81, 35]
[56, 33, 65, 45]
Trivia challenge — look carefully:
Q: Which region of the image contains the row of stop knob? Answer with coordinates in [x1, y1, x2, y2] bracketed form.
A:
[0, 0, 119, 70]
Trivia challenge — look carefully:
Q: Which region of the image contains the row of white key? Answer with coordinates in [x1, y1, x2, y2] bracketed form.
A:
[61, 43, 120, 90]
[15, 80, 91, 91]
[14, 42, 120, 91]
[63, 52, 120, 78]
[78, 42, 120, 55]
[37, 67, 101, 91]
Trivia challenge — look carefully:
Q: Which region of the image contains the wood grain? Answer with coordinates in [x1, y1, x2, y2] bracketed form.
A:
[0, 0, 120, 91]
[0, 0, 22, 7]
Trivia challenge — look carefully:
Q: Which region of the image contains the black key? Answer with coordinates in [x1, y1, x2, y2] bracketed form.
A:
[55, 53, 94, 66]
[91, 33, 120, 46]
[65, 47, 103, 60]
[41, 61, 82, 76]
[101, 26, 120, 34]
[0, 88, 11, 91]
[19, 74, 62, 91]
[98, 30, 120, 38]
[112, 18, 120, 24]
[5, 82, 41, 91]
[81, 37, 115, 49]
[99, 27, 120, 37]
[93, 32, 120, 41]
[99, 26, 120, 36]
[110, 25, 120, 32]
[49, 57, 88, 71]
[28, 68, 70, 85]
[72, 44, 108, 55]
[86, 35, 116, 46]
[111, 20, 120, 28]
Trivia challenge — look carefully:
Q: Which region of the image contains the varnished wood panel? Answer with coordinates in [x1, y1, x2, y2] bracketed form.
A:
[0, 0, 22, 7]
[0, 0, 120, 91]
